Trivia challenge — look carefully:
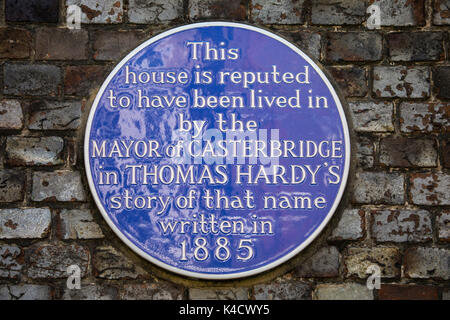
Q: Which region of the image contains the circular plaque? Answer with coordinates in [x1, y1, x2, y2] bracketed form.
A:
[85, 22, 350, 279]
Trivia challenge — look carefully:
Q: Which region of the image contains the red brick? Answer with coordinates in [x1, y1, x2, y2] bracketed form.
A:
[325, 32, 382, 62]
[0, 28, 32, 59]
[444, 141, 450, 169]
[36, 28, 88, 60]
[379, 284, 438, 300]
[64, 65, 108, 96]
[93, 30, 145, 61]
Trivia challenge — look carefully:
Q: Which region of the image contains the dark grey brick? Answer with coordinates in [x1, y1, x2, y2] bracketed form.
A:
[4, 64, 61, 96]
[379, 137, 437, 167]
[5, 0, 59, 23]
[189, 0, 247, 21]
[433, 66, 450, 99]
[387, 32, 444, 61]
[325, 32, 382, 62]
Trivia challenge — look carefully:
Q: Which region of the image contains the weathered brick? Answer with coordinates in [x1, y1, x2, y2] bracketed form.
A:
[189, 288, 248, 300]
[328, 66, 367, 97]
[387, 32, 444, 62]
[410, 173, 450, 205]
[63, 284, 117, 300]
[404, 247, 450, 280]
[399, 102, 449, 133]
[28, 100, 82, 130]
[67, 0, 123, 24]
[345, 247, 401, 278]
[0, 28, 32, 59]
[349, 101, 394, 132]
[36, 28, 88, 60]
[0, 100, 23, 130]
[313, 283, 373, 300]
[311, 0, 365, 25]
[0, 244, 23, 278]
[189, 0, 247, 20]
[355, 136, 374, 168]
[379, 137, 437, 167]
[281, 31, 321, 60]
[0, 208, 51, 239]
[93, 30, 144, 61]
[433, 0, 450, 25]
[0, 169, 25, 202]
[253, 278, 311, 300]
[0, 284, 51, 300]
[373, 66, 430, 98]
[433, 66, 450, 99]
[128, 0, 183, 23]
[295, 246, 340, 278]
[325, 32, 382, 62]
[27, 243, 89, 279]
[353, 172, 404, 205]
[93, 246, 147, 280]
[5, 136, 64, 166]
[371, 209, 432, 243]
[369, 0, 425, 26]
[4, 64, 61, 96]
[32, 171, 86, 202]
[251, 0, 304, 24]
[5, 0, 59, 23]
[379, 284, 439, 300]
[64, 65, 108, 96]
[438, 211, 450, 242]
[329, 209, 365, 241]
[59, 209, 104, 239]
[121, 282, 184, 300]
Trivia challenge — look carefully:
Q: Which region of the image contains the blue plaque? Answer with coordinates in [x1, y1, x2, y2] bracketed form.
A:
[85, 22, 350, 279]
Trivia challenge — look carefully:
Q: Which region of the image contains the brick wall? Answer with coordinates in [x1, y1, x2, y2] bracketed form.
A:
[0, 0, 448, 300]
